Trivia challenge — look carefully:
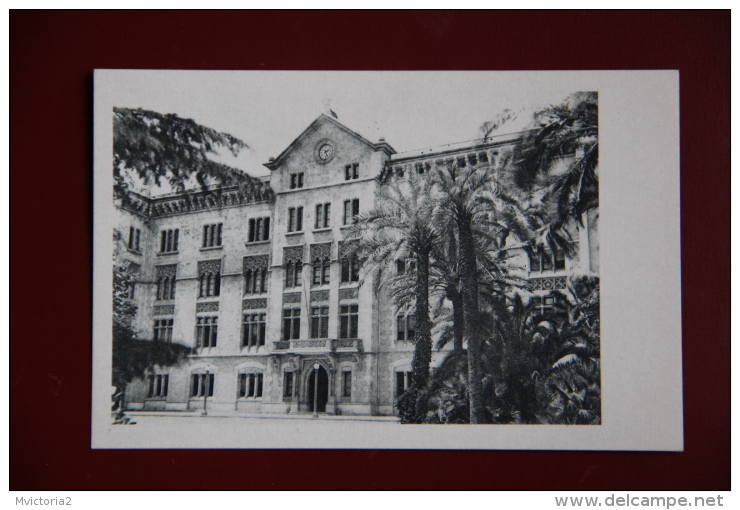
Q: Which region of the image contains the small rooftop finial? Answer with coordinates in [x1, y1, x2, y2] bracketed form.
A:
[269, 157, 274, 162]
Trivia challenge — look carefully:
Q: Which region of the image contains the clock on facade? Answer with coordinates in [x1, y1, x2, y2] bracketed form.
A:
[318, 143, 333, 160]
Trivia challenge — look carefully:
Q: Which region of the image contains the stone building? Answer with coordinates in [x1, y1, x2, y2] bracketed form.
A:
[116, 114, 598, 416]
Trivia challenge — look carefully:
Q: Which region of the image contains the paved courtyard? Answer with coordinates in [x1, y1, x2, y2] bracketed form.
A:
[112, 411, 403, 448]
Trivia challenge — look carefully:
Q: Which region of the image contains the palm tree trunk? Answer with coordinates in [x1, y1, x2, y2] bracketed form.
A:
[411, 250, 432, 391]
[452, 291, 464, 352]
[458, 214, 488, 424]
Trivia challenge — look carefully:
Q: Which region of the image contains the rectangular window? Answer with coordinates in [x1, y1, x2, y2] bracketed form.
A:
[128, 227, 141, 251]
[542, 251, 553, 271]
[153, 319, 173, 342]
[554, 249, 566, 270]
[146, 374, 169, 398]
[290, 172, 304, 189]
[396, 371, 412, 397]
[284, 261, 303, 288]
[530, 250, 541, 272]
[190, 373, 214, 398]
[248, 217, 270, 242]
[315, 203, 331, 229]
[202, 223, 223, 248]
[342, 371, 352, 398]
[159, 229, 179, 253]
[341, 252, 360, 283]
[156, 275, 176, 300]
[396, 259, 416, 275]
[196, 316, 218, 348]
[242, 313, 266, 347]
[397, 314, 416, 341]
[288, 207, 304, 233]
[283, 308, 301, 340]
[311, 306, 329, 339]
[238, 373, 264, 398]
[284, 372, 294, 398]
[529, 248, 565, 273]
[532, 295, 556, 315]
[345, 163, 359, 180]
[339, 304, 359, 339]
[343, 199, 360, 225]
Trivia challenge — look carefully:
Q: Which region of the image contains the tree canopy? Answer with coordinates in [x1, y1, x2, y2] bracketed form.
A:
[511, 92, 599, 229]
[113, 107, 268, 200]
[111, 232, 192, 421]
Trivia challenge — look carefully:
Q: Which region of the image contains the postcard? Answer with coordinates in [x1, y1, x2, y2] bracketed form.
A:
[92, 70, 681, 449]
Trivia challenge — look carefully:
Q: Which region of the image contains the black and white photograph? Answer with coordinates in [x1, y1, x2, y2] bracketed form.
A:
[93, 71, 681, 449]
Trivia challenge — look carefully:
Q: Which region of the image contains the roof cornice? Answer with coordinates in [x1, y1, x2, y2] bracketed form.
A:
[118, 184, 273, 219]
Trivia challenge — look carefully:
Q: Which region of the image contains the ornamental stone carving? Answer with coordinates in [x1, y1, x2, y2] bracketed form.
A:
[243, 298, 268, 310]
[311, 290, 329, 302]
[198, 259, 221, 275]
[243, 255, 269, 272]
[153, 305, 175, 316]
[196, 301, 219, 313]
[528, 276, 567, 291]
[338, 288, 358, 300]
[284, 245, 304, 264]
[156, 264, 177, 278]
[295, 340, 327, 348]
[302, 357, 333, 371]
[283, 292, 301, 304]
[310, 242, 332, 261]
[339, 240, 358, 258]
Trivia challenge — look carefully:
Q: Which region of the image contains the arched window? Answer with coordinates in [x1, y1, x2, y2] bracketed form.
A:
[245, 268, 268, 295]
[190, 372, 214, 397]
[155, 265, 177, 300]
[198, 260, 221, 298]
[285, 261, 302, 288]
[313, 257, 330, 285]
[238, 372, 264, 398]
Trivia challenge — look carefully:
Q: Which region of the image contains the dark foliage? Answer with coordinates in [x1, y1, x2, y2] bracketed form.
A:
[511, 92, 598, 230]
[111, 253, 191, 421]
[113, 107, 271, 202]
[417, 277, 601, 424]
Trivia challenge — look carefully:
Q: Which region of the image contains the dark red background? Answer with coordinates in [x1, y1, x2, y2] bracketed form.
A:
[11, 11, 730, 490]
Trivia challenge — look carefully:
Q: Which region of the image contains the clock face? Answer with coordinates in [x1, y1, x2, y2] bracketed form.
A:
[318, 144, 333, 160]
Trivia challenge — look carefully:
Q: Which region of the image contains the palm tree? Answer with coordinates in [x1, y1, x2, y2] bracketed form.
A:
[533, 276, 601, 424]
[483, 277, 601, 425]
[511, 92, 599, 236]
[430, 163, 521, 423]
[350, 173, 438, 422]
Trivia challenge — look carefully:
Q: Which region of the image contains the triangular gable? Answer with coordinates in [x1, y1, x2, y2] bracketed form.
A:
[263, 114, 395, 170]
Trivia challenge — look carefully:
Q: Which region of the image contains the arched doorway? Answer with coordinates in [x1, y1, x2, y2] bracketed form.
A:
[307, 365, 329, 413]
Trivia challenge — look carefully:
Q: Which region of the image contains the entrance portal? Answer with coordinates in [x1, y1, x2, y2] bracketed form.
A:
[307, 365, 329, 413]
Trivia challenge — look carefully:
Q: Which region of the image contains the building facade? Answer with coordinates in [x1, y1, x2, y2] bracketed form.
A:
[117, 114, 599, 416]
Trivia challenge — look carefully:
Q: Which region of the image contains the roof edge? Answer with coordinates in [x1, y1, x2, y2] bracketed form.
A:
[263, 114, 395, 170]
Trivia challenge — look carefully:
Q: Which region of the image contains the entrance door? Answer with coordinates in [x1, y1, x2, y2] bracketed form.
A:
[307, 366, 329, 413]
